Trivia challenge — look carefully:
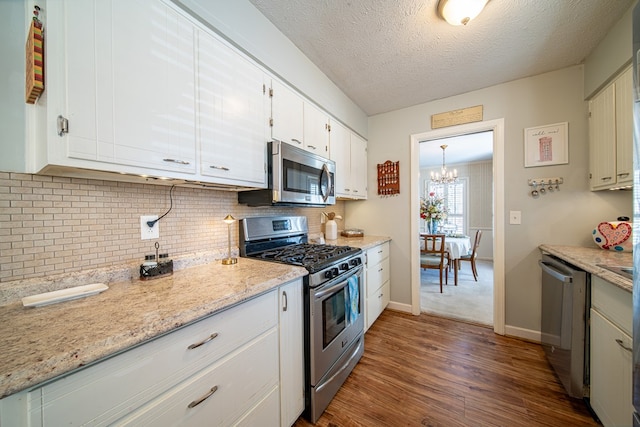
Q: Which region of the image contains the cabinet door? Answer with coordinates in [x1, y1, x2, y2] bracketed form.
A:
[270, 80, 304, 147]
[589, 84, 616, 190]
[279, 280, 304, 427]
[329, 120, 350, 197]
[64, 0, 197, 174]
[350, 133, 368, 199]
[303, 101, 330, 155]
[198, 29, 267, 187]
[590, 309, 633, 427]
[615, 67, 633, 186]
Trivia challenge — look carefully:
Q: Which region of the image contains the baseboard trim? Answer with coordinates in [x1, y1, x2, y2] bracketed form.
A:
[386, 301, 412, 313]
[504, 325, 541, 343]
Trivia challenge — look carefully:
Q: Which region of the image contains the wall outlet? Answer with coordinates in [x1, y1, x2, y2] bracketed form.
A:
[140, 215, 159, 240]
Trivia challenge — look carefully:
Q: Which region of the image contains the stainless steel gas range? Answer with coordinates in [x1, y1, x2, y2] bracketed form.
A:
[239, 216, 364, 423]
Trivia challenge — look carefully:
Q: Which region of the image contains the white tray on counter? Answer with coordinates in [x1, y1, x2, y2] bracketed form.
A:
[22, 283, 109, 307]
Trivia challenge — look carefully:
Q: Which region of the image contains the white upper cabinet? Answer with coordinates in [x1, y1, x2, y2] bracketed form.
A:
[63, 0, 197, 174]
[270, 79, 304, 147]
[303, 101, 330, 156]
[349, 132, 368, 199]
[197, 28, 267, 187]
[329, 121, 367, 199]
[589, 66, 632, 190]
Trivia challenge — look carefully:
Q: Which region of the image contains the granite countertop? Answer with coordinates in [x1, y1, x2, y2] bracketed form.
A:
[0, 258, 307, 399]
[325, 234, 391, 251]
[539, 245, 632, 292]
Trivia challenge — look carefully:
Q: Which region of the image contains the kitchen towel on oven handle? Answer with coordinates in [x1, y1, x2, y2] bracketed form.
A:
[344, 275, 359, 324]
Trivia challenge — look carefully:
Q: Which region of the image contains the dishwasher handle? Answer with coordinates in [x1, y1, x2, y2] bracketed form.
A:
[539, 260, 573, 283]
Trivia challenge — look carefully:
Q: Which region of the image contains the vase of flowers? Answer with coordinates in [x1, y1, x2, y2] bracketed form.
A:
[420, 192, 447, 234]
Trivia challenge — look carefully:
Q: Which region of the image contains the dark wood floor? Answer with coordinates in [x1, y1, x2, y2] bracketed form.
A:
[294, 310, 598, 427]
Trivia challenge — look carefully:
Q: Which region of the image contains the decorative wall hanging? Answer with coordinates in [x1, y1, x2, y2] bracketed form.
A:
[431, 105, 483, 129]
[377, 160, 400, 196]
[524, 122, 568, 167]
[26, 5, 44, 104]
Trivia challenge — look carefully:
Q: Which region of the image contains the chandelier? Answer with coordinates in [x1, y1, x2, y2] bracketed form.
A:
[431, 144, 458, 184]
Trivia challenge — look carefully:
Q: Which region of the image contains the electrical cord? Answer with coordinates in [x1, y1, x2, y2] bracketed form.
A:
[147, 185, 176, 227]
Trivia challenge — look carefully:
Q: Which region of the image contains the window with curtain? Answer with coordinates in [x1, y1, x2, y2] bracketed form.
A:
[427, 178, 468, 235]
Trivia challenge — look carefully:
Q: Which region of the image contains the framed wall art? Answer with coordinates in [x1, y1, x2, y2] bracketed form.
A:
[524, 122, 568, 168]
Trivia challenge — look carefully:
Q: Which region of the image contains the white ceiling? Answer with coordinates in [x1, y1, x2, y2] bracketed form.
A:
[249, 0, 633, 117]
[419, 131, 494, 168]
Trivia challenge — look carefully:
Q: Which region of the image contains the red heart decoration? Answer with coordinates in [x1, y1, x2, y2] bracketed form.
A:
[596, 222, 632, 249]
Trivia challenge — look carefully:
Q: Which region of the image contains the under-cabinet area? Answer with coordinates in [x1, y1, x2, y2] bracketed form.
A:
[25, 0, 367, 195]
[0, 259, 307, 427]
[538, 245, 633, 426]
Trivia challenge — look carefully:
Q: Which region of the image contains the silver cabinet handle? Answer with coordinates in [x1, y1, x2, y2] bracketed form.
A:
[291, 138, 302, 145]
[187, 332, 218, 350]
[616, 338, 632, 352]
[600, 176, 612, 181]
[307, 145, 316, 150]
[282, 290, 288, 312]
[163, 158, 190, 165]
[617, 173, 630, 178]
[57, 115, 69, 136]
[187, 385, 218, 408]
[209, 165, 230, 171]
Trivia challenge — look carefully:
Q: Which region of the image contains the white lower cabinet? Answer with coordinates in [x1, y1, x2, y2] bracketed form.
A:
[364, 242, 390, 331]
[278, 281, 305, 426]
[589, 276, 632, 427]
[0, 279, 304, 426]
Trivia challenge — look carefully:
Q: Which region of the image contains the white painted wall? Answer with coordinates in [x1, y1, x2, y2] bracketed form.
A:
[346, 64, 632, 334]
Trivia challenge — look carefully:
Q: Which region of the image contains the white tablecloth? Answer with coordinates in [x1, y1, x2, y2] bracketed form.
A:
[420, 235, 471, 260]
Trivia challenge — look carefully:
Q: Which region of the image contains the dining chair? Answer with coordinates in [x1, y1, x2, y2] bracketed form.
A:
[420, 234, 450, 293]
[458, 230, 482, 281]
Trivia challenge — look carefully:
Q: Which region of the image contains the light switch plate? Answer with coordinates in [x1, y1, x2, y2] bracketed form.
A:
[509, 210, 522, 225]
[140, 215, 159, 240]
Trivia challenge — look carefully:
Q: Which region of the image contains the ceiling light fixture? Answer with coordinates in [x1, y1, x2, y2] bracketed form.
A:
[437, 0, 489, 26]
[431, 145, 458, 184]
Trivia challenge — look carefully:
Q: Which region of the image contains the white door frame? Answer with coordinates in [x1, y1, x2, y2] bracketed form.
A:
[410, 118, 505, 335]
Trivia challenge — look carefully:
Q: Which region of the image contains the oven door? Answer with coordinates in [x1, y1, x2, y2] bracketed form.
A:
[272, 140, 336, 206]
[309, 266, 364, 385]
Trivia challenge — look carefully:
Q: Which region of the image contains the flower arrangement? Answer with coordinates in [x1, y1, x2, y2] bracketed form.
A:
[420, 192, 448, 222]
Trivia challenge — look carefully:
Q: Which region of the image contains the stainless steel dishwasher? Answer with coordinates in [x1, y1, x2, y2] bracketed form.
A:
[539, 253, 589, 398]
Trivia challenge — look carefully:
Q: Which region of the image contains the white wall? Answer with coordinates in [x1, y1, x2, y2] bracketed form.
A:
[346, 64, 632, 333]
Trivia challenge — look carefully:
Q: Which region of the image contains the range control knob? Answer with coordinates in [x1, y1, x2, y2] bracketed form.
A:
[340, 262, 349, 271]
[350, 258, 361, 266]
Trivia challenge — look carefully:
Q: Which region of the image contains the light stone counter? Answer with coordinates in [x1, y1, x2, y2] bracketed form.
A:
[325, 235, 391, 251]
[539, 244, 632, 292]
[0, 258, 307, 399]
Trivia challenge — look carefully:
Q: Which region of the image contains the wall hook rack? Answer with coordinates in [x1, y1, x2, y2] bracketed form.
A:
[528, 177, 563, 197]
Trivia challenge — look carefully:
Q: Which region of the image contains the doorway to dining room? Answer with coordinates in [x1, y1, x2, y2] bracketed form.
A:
[418, 130, 495, 327]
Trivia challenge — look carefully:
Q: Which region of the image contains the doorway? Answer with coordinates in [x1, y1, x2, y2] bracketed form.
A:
[409, 119, 505, 335]
[418, 131, 494, 326]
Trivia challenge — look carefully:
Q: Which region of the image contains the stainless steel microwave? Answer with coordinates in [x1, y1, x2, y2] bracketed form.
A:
[238, 140, 336, 207]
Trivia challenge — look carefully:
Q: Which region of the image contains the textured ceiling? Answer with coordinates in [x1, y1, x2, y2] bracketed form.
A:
[249, 0, 634, 117]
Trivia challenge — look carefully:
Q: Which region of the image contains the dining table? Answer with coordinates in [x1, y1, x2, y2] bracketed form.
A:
[420, 234, 472, 285]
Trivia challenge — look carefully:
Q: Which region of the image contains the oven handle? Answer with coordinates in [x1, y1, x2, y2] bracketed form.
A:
[314, 267, 362, 300]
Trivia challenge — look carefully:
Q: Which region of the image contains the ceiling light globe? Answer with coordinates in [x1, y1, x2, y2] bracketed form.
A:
[438, 0, 488, 26]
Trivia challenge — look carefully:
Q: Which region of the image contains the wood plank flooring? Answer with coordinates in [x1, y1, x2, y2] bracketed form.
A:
[294, 310, 598, 427]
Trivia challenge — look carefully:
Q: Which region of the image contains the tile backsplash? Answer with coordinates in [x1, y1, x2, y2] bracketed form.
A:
[0, 172, 344, 283]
